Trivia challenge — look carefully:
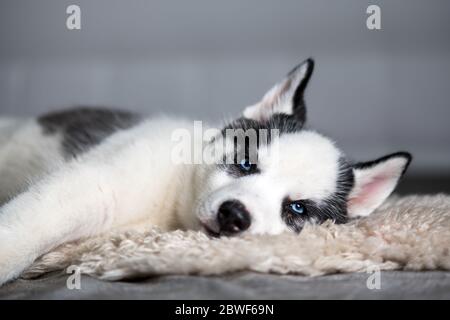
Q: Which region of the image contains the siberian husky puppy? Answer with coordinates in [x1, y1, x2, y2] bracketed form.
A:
[0, 59, 411, 285]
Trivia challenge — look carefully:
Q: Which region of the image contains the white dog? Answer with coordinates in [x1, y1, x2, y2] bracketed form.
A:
[0, 59, 411, 285]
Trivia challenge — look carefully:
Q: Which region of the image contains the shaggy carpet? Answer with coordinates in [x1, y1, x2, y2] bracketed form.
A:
[23, 195, 450, 281]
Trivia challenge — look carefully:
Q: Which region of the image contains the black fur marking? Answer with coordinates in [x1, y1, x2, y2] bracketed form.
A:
[218, 114, 304, 177]
[223, 114, 305, 142]
[289, 58, 314, 123]
[281, 157, 354, 233]
[39, 107, 141, 158]
[353, 152, 412, 176]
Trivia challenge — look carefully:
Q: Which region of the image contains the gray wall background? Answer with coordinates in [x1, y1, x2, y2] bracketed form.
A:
[0, 0, 449, 174]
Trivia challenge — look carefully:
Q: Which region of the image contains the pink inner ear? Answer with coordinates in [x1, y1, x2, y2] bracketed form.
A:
[348, 174, 390, 208]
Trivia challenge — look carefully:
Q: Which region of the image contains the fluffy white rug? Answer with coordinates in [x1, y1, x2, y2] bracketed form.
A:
[23, 195, 450, 281]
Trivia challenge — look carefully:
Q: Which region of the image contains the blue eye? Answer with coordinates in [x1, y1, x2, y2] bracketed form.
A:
[289, 202, 305, 215]
[239, 159, 253, 172]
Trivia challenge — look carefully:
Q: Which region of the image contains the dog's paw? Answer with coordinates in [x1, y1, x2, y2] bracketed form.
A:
[0, 229, 36, 286]
[0, 264, 22, 286]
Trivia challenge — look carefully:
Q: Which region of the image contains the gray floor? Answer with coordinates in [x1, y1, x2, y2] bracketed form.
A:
[1, 271, 449, 300]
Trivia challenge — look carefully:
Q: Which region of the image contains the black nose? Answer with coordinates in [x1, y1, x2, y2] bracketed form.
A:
[217, 200, 251, 235]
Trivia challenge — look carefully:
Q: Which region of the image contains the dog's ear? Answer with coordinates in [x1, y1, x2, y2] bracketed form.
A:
[347, 152, 412, 218]
[243, 58, 314, 123]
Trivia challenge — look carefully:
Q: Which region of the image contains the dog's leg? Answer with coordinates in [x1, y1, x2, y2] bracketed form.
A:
[0, 154, 177, 284]
[0, 159, 124, 285]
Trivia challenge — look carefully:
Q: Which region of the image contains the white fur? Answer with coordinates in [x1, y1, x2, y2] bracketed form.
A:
[0, 120, 64, 203]
[0, 115, 344, 285]
[0, 117, 202, 285]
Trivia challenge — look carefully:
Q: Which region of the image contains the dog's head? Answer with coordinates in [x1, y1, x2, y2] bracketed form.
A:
[195, 59, 411, 236]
